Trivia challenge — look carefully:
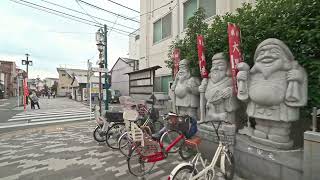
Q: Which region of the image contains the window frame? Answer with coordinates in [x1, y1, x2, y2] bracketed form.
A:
[153, 12, 172, 44]
[183, 0, 216, 29]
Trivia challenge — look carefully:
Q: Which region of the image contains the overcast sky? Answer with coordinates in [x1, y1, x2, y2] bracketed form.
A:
[0, 0, 140, 79]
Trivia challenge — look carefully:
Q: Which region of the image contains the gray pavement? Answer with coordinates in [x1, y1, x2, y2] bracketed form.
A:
[0, 97, 23, 123]
[0, 121, 182, 180]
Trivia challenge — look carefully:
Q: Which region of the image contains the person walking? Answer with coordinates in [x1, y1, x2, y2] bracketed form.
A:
[52, 91, 56, 98]
[29, 92, 35, 109]
[31, 92, 40, 109]
[47, 90, 51, 99]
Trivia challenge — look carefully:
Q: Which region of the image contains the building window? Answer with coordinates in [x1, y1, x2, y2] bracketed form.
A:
[153, 13, 172, 43]
[183, 0, 216, 29]
[62, 74, 66, 76]
[61, 87, 65, 89]
[135, 34, 140, 41]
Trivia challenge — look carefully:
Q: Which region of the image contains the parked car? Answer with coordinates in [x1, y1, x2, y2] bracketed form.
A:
[108, 89, 121, 103]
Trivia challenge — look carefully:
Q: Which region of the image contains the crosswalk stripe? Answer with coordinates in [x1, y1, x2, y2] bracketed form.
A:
[13, 108, 90, 117]
[9, 111, 94, 121]
[9, 113, 93, 122]
[12, 109, 92, 118]
[0, 116, 92, 129]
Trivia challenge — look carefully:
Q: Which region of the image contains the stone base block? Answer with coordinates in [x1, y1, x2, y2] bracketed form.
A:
[235, 134, 303, 180]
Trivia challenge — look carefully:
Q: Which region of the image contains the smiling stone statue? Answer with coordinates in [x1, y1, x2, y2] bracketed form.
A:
[237, 38, 308, 149]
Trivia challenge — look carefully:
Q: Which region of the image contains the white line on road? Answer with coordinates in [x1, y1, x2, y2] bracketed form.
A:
[9, 111, 94, 121]
[13, 108, 90, 117]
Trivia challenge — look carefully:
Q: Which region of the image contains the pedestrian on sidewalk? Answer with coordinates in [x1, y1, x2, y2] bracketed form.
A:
[48, 90, 51, 99]
[52, 91, 56, 99]
[29, 92, 35, 109]
[30, 91, 40, 109]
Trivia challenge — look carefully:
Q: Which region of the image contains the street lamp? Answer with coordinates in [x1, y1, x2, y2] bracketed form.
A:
[96, 28, 105, 115]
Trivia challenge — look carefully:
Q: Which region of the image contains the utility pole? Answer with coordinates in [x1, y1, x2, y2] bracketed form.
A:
[104, 24, 108, 111]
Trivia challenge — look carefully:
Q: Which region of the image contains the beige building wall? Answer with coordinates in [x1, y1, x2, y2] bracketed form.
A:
[57, 69, 73, 96]
[139, 0, 256, 78]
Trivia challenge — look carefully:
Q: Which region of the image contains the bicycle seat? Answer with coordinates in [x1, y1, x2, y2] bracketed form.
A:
[151, 126, 167, 141]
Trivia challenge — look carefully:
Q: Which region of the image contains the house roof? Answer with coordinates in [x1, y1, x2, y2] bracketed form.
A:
[109, 57, 138, 72]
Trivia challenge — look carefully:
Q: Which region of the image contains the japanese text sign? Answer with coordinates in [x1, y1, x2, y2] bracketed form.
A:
[197, 35, 208, 78]
[173, 48, 180, 78]
[228, 23, 243, 94]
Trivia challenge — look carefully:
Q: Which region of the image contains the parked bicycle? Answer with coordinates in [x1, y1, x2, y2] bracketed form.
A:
[92, 105, 126, 149]
[168, 120, 235, 180]
[118, 101, 164, 157]
[126, 112, 198, 177]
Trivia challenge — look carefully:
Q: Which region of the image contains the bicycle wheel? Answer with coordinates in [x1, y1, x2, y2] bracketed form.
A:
[118, 132, 133, 157]
[127, 145, 156, 177]
[171, 165, 197, 180]
[221, 150, 235, 180]
[160, 130, 183, 153]
[178, 143, 196, 160]
[93, 126, 106, 142]
[105, 122, 125, 149]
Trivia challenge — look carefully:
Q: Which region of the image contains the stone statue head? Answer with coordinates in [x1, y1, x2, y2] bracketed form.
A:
[178, 59, 191, 80]
[252, 38, 293, 78]
[209, 53, 231, 83]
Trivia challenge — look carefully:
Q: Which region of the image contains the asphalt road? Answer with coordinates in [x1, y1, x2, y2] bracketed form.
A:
[0, 97, 23, 123]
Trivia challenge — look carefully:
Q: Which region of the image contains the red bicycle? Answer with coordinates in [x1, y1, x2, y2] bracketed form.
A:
[127, 112, 197, 177]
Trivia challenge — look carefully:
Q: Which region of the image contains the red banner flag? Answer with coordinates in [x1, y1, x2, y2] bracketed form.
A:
[23, 78, 29, 111]
[197, 35, 208, 78]
[173, 48, 180, 78]
[228, 23, 243, 94]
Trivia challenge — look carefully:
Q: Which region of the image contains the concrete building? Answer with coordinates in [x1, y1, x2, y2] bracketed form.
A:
[57, 68, 104, 101]
[138, 0, 256, 94]
[0, 60, 17, 97]
[109, 57, 139, 96]
[129, 29, 140, 60]
[43, 77, 59, 89]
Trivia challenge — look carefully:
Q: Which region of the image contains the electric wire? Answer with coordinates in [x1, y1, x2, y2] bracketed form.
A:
[104, 0, 139, 13]
[39, 0, 137, 30]
[78, 0, 139, 23]
[75, 0, 102, 25]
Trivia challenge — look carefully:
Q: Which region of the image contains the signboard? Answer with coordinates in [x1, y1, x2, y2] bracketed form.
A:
[173, 48, 180, 78]
[228, 23, 243, 94]
[196, 35, 209, 78]
[91, 67, 108, 73]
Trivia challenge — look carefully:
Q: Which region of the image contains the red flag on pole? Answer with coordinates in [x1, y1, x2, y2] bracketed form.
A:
[173, 48, 180, 78]
[23, 78, 29, 111]
[197, 35, 208, 78]
[228, 23, 243, 94]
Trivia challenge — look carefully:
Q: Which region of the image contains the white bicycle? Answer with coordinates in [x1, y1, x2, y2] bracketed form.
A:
[168, 120, 235, 180]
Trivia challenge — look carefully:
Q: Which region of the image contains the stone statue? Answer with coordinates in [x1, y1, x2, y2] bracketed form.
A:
[172, 59, 200, 119]
[237, 38, 308, 149]
[199, 53, 239, 123]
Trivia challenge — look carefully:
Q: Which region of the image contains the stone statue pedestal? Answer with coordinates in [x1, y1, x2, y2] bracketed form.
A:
[198, 124, 236, 145]
[235, 134, 303, 180]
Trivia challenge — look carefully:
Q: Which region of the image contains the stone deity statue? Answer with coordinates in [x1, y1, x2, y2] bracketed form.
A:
[199, 53, 239, 123]
[172, 59, 200, 119]
[237, 38, 308, 149]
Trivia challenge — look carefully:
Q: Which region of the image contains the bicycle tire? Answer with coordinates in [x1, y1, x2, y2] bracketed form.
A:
[105, 122, 125, 149]
[221, 150, 235, 180]
[178, 143, 196, 160]
[93, 126, 106, 142]
[172, 164, 197, 180]
[127, 144, 156, 177]
[160, 130, 183, 153]
[118, 132, 133, 157]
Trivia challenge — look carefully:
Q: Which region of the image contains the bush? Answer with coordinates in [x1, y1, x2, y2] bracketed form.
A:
[166, 0, 320, 119]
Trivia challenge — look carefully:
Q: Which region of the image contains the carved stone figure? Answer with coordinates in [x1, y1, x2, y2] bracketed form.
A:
[237, 38, 308, 149]
[199, 53, 239, 123]
[172, 59, 200, 119]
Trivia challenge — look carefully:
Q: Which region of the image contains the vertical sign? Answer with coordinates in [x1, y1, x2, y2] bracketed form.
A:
[23, 78, 29, 111]
[173, 48, 180, 78]
[197, 35, 208, 78]
[228, 23, 243, 94]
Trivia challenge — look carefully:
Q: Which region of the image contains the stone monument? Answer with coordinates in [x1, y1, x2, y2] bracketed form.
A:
[198, 53, 239, 143]
[237, 38, 308, 149]
[172, 59, 200, 119]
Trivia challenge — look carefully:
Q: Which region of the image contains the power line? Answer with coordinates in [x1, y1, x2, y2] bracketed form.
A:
[39, 0, 137, 30]
[78, 0, 140, 23]
[10, 0, 100, 27]
[131, 0, 174, 19]
[75, 0, 102, 25]
[14, 0, 101, 27]
[11, 0, 135, 35]
[105, 0, 139, 13]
